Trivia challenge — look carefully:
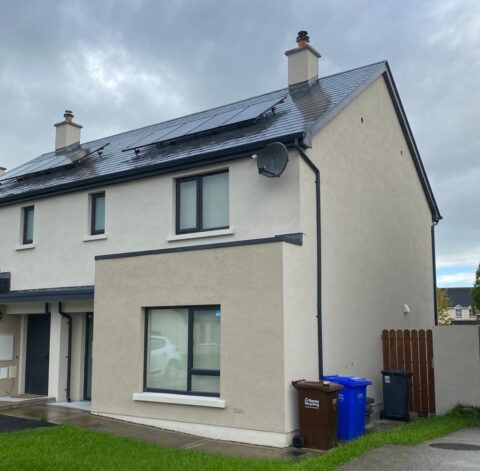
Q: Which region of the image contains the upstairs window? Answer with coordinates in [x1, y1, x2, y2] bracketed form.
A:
[90, 192, 105, 235]
[176, 171, 229, 234]
[22, 206, 35, 245]
[455, 308, 462, 319]
[469, 308, 475, 318]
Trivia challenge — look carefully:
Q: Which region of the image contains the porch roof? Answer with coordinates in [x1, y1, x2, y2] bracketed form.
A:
[0, 286, 94, 304]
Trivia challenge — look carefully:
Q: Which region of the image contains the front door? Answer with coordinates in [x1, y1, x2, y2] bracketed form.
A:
[25, 314, 51, 395]
[84, 313, 93, 400]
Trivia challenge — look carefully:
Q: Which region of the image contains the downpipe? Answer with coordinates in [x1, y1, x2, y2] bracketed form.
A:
[58, 302, 72, 402]
[295, 141, 323, 380]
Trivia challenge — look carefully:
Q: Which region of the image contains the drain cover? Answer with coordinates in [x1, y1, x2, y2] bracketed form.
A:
[87, 423, 106, 429]
[430, 442, 480, 451]
[286, 450, 306, 457]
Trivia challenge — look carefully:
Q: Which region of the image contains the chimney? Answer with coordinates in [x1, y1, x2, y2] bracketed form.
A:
[54, 110, 83, 150]
[0, 167, 6, 176]
[284, 31, 321, 86]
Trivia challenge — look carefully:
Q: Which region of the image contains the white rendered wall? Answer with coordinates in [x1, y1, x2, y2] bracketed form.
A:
[306, 76, 436, 402]
[0, 157, 300, 291]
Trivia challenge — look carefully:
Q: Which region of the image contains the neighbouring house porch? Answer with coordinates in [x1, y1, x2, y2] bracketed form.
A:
[0, 287, 94, 403]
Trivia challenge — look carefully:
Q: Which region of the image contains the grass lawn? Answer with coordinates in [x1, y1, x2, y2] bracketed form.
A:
[0, 406, 478, 471]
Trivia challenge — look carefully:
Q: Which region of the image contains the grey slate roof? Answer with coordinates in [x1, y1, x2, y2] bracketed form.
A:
[444, 287, 473, 308]
[0, 60, 441, 221]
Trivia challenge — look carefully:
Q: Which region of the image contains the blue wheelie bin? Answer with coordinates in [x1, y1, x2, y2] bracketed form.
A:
[324, 375, 372, 440]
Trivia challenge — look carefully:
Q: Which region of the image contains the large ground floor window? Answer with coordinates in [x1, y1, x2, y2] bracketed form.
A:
[144, 306, 220, 396]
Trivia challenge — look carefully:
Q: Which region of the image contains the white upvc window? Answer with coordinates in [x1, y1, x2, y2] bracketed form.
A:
[455, 308, 462, 319]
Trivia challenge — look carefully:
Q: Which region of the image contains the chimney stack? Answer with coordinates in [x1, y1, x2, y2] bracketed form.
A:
[285, 31, 321, 86]
[0, 167, 6, 176]
[54, 110, 82, 151]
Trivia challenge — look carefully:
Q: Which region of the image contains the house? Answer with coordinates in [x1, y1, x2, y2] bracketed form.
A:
[0, 32, 440, 447]
[444, 287, 476, 324]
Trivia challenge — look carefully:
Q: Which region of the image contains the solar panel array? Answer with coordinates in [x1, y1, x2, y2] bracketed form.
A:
[0, 143, 109, 182]
[0, 154, 73, 182]
[123, 96, 285, 151]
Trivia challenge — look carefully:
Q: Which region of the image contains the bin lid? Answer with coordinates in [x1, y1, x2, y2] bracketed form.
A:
[323, 375, 372, 387]
[381, 369, 412, 376]
[292, 379, 343, 392]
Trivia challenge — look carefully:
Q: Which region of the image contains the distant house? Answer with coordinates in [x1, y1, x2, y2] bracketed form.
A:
[445, 287, 476, 324]
[0, 32, 441, 447]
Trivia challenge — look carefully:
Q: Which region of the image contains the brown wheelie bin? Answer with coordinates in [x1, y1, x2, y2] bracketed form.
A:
[292, 380, 343, 450]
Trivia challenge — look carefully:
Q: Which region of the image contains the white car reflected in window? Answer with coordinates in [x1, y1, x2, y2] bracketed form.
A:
[149, 335, 184, 380]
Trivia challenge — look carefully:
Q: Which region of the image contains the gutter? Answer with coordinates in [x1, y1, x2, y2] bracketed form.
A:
[295, 141, 323, 380]
[58, 302, 72, 402]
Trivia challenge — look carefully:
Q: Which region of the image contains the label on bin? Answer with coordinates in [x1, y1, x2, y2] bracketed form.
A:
[385, 375, 391, 384]
[304, 397, 320, 409]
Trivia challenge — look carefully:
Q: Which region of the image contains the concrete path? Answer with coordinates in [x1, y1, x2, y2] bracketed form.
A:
[338, 427, 480, 470]
[0, 403, 321, 460]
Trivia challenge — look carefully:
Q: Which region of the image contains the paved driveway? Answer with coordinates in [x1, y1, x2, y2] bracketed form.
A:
[0, 414, 54, 433]
[338, 427, 480, 470]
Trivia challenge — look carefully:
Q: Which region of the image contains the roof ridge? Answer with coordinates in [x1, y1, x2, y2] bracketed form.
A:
[318, 60, 387, 81]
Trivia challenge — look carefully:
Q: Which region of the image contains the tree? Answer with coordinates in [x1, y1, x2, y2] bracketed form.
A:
[471, 262, 480, 322]
[437, 288, 452, 325]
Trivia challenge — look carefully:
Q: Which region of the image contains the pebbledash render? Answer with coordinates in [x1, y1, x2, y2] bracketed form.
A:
[0, 32, 440, 447]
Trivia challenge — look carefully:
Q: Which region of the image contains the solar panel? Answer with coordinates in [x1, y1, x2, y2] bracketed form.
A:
[157, 116, 213, 142]
[0, 143, 109, 182]
[221, 97, 285, 127]
[185, 108, 245, 135]
[0, 155, 71, 182]
[123, 95, 286, 152]
[123, 124, 183, 151]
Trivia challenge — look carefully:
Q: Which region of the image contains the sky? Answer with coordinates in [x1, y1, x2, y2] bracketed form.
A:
[0, 0, 478, 287]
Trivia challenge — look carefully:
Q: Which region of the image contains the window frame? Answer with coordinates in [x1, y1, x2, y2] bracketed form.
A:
[175, 170, 229, 235]
[22, 205, 35, 245]
[144, 305, 220, 398]
[455, 308, 462, 319]
[90, 192, 106, 236]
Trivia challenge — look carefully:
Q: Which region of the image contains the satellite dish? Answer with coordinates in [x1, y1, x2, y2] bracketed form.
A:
[256, 142, 289, 178]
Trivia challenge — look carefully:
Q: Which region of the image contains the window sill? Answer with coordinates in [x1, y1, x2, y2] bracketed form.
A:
[132, 392, 225, 408]
[83, 233, 108, 242]
[167, 228, 234, 242]
[15, 244, 35, 251]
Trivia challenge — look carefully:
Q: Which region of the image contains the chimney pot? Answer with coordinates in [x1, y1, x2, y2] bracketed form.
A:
[296, 31, 310, 48]
[0, 167, 6, 176]
[64, 110, 74, 123]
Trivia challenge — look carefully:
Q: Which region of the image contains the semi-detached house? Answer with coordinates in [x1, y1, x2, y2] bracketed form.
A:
[0, 33, 441, 447]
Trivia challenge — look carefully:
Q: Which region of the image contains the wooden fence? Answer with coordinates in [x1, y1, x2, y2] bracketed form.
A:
[381, 329, 435, 415]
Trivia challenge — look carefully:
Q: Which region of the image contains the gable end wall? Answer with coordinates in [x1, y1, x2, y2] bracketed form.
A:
[310, 76, 435, 401]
